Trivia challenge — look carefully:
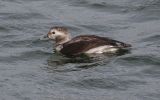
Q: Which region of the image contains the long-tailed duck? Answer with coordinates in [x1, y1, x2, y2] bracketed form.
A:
[47, 26, 131, 56]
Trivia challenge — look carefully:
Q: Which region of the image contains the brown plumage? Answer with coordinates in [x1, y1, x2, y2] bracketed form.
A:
[60, 35, 131, 56]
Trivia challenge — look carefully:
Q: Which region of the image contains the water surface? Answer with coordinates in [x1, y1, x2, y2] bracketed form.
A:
[0, 0, 160, 100]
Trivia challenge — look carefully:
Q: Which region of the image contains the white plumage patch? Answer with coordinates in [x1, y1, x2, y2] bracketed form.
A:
[85, 45, 119, 54]
[55, 45, 63, 52]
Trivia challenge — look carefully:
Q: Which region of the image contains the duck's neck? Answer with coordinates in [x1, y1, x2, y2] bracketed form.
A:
[55, 35, 71, 45]
[55, 36, 70, 52]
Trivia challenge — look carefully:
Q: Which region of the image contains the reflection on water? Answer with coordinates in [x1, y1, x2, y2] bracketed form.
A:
[45, 49, 130, 72]
[0, 0, 160, 100]
[46, 53, 107, 72]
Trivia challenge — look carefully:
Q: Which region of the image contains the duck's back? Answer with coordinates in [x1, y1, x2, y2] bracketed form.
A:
[60, 35, 131, 56]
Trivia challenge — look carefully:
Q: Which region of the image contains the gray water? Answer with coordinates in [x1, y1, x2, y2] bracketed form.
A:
[0, 0, 160, 100]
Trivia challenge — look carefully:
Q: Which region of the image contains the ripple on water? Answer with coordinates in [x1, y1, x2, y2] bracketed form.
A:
[115, 55, 160, 66]
[79, 24, 115, 33]
[137, 93, 160, 100]
[79, 24, 130, 34]
[1, 38, 50, 48]
[65, 77, 146, 90]
[0, 50, 51, 63]
[114, 54, 160, 78]
[64, 0, 160, 13]
[128, 1, 160, 22]
[0, 26, 10, 32]
[141, 34, 160, 43]
[142, 66, 160, 78]
[0, 12, 46, 20]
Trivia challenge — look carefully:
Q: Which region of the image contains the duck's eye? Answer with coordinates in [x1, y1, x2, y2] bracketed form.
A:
[52, 32, 55, 34]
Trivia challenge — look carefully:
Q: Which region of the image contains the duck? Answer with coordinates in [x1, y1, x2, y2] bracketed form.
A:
[47, 26, 131, 56]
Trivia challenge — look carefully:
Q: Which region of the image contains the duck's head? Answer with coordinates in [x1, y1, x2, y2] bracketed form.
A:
[47, 26, 71, 44]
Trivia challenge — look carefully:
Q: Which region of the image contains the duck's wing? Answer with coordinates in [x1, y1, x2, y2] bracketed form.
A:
[95, 35, 131, 48]
[60, 35, 131, 56]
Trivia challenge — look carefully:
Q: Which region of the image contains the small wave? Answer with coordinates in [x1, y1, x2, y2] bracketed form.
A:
[64, 0, 160, 14]
[65, 78, 146, 90]
[0, 26, 10, 32]
[115, 55, 160, 66]
[0, 50, 51, 63]
[80, 24, 113, 32]
[0, 12, 46, 20]
[1, 38, 50, 48]
[141, 34, 160, 42]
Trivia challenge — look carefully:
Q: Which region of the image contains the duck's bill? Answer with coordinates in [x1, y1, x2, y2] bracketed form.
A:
[40, 34, 49, 40]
